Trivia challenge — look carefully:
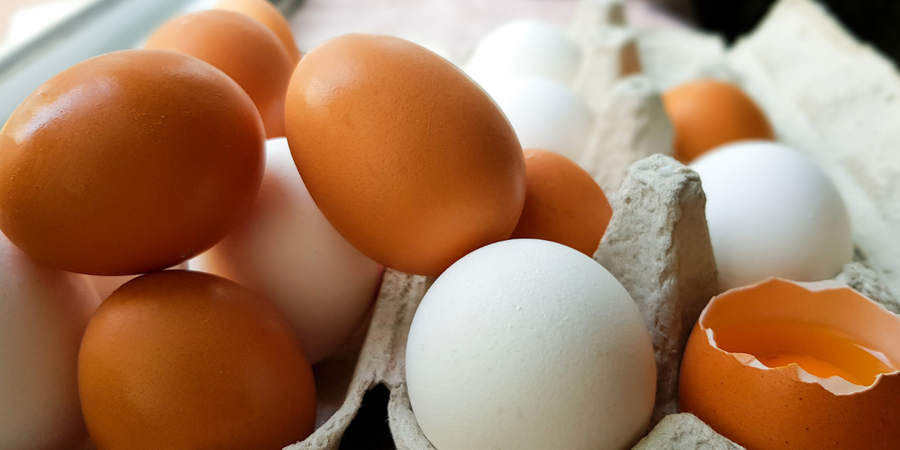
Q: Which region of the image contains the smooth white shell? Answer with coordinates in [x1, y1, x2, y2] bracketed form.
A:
[0, 232, 99, 450]
[489, 76, 592, 162]
[192, 138, 382, 363]
[406, 239, 657, 450]
[691, 141, 853, 290]
[465, 19, 581, 88]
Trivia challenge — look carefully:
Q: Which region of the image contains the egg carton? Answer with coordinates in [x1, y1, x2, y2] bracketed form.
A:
[272, 0, 900, 449]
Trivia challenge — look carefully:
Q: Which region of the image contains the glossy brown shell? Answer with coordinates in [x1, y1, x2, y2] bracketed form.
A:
[0, 49, 265, 276]
[510, 149, 612, 257]
[78, 270, 316, 450]
[146, 9, 294, 138]
[285, 34, 526, 276]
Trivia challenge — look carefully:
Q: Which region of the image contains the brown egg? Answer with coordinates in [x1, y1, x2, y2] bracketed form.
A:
[78, 270, 316, 450]
[0, 50, 264, 276]
[215, 0, 301, 64]
[145, 10, 294, 138]
[663, 79, 775, 162]
[285, 34, 526, 276]
[510, 149, 612, 257]
[679, 278, 900, 450]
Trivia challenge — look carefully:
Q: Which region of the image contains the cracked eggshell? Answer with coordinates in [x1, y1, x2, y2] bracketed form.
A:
[0, 232, 100, 450]
[691, 141, 852, 291]
[679, 278, 900, 450]
[406, 239, 656, 450]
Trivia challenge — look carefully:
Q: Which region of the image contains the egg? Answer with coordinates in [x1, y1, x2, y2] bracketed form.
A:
[0, 232, 99, 450]
[191, 138, 383, 364]
[78, 270, 316, 450]
[88, 262, 189, 301]
[465, 19, 581, 90]
[406, 239, 657, 450]
[215, 0, 301, 63]
[285, 34, 526, 276]
[489, 76, 592, 162]
[679, 278, 900, 449]
[691, 141, 852, 290]
[663, 79, 775, 162]
[145, 10, 294, 138]
[510, 149, 612, 256]
[0, 50, 265, 276]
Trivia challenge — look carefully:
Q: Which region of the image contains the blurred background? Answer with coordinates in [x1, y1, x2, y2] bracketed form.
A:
[2, 0, 898, 93]
[3, 0, 899, 60]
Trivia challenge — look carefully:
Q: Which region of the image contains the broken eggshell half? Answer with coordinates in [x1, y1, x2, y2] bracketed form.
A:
[679, 278, 900, 450]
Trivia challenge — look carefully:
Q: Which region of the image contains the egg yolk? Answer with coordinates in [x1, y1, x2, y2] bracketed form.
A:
[712, 319, 896, 386]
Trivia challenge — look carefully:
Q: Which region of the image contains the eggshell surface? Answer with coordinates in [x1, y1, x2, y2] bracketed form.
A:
[406, 239, 657, 450]
[663, 79, 775, 162]
[285, 34, 526, 276]
[680, 278, 900, 450]
[0, 50, 265, 276]
[489, 76, 592, 162]
[192, 138, 382, 363]
[511, 149, 612, 256]
[465, 19, 581, 89]
[88, 262, 189, 301]
[215, 0, 301, 63]
[0, 232, 99, 450]
[145, 10, 294, 138]
[691, 141, 852, 290]
[78, 270, 316, 450]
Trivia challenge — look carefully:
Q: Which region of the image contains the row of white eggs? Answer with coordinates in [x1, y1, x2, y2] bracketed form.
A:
[459, 18, 852, 291]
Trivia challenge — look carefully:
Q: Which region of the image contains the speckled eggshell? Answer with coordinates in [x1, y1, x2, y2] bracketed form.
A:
[511, 149, 612, 256]
[192, 138, 383, 364]
[78, 270, 316, 450]
[285, 34, 526, 276]
[406, 239, 657, 450]
[145, 10, 294, 138]
[0, 50, 265, 276]
[0, 232, 99, 450]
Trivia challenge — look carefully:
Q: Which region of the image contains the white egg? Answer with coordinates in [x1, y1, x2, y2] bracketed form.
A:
[465, 19, 581, 88]
[691, 141, 853, 290]
[191, 138, 382, 364]
[0, 232, 99, 450]
[406, 239, 656, 450]
[490, 76, 592, 161]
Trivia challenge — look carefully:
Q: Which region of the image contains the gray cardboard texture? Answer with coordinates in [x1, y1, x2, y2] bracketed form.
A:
[579, 75, 674, 200]
[632, 414, 744, 450]
[284, 270, 427, 450]
[595, 155, 718, 425]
